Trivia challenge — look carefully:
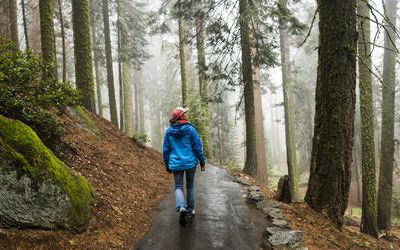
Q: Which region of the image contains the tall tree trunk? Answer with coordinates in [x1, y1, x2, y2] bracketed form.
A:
[89, 0, 103, 116]
[352, 147, 362, 205]
[9, 0, 19, 51]
[39, 0, 57, 79]
[377, 0, 397, 232]
[57, 0, 66, 82]
[178, 0, 188, 107]
[271, 103, 280, 167]
[357, 0, 378, 237]
[120, 0, 133, 136]
[240, 0, 257, 177]
[217, 104, 223, 167]
[117, 0, 124, 130]
[122, 64, 134, 136]
[134, 80, 139, 132]
[102, 0, 118, 126]
[279, 0, 298, 201]
[304, 0, 357, 228]
[0, 0, 11, 39]
[21, 0, 29, 50]
[71, 0, 96, 112]
[253, 67, 268, 185]
[195, 1, 211, 159]
[29, 0, 41, 53]
[137, 72, 145, 133]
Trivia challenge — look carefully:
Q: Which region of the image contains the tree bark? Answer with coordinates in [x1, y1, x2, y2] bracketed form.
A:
[57, 0, 66, 82]
[72, 0, 96, 112]
[134, 80, 139, 132]
[195, 1, 211, 159]
[102, 0, 118, 126]
[304, 0, 357, 228]
[377, 0, 397, 232]
[122, 63, 134, 136]
[178, 0, 188, 107]
[21, 0, 29, 50]
[357, 0, 378, 237]
[9, 0, 19, 51]
[89, 0, 103, 116]
[137, 72, 145, 133]
[253, 67, 268, 185]
[120, 0, 133, 136]
[279, 0, 298, 201]
[28, 0, 41, 53]
[240, 0, 257, 177]
[0, 0, 11, 40]
[39, 0, 57, 79]
[117, 0, 124, 130]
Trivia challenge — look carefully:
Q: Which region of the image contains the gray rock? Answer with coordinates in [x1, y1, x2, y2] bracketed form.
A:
[262, 207, 279, 215]
[269, 210, 284, 220]
[248, 185, 261, 192]
[267, 226, 290, 235]
[266, 227, 303, 246]
[234, 177, 252, 186]
[249, 191, 264, 201]
[257, 200, 280, 209]
[0, 115, 95, 233]
[289, 242, 308, 250]
[272, 219, 289, 227]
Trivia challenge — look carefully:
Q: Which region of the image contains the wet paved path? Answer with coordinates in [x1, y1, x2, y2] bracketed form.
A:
[136, 165, 268, 250]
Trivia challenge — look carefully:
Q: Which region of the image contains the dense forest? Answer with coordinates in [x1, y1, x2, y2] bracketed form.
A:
[0, 0, 400, 246]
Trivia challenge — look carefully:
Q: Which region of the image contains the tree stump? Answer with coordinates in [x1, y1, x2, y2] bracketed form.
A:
[276, 175, 291, 203]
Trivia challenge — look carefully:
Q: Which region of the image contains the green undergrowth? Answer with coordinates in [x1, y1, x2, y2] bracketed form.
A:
[0, 39, 80, 148]
[0, 115, 95, 224]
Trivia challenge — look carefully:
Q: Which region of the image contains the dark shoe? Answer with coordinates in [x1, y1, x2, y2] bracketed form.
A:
[179, 210, 188, 227]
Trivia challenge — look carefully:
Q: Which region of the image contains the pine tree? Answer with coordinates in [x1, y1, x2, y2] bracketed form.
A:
[177, 0, 189, 107]
[377, 0, 398, 232]
[71, 0, 96, 112]
[305, 0, 357, 228]
[278, 0, 298, 201]
[40, 0, 57, 78]
[357, 0, 378, 237]
[0, 1, 11, 39]
[9, 0, 19, 51]
[57, 0, 66, 82]
[195, 0, 211, 158]
[89, 0, 103, 116]
[240, 0, 258, 177]
[120, 0, 134, 136]
[21, 0, 29, 50]
[102, 0, 119, 126]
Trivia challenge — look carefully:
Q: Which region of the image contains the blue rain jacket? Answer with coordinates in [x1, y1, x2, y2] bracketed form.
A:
[163, 122, 206, 171]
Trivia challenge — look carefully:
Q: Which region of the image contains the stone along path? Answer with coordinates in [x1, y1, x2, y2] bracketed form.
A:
[136, 165, 268, 250]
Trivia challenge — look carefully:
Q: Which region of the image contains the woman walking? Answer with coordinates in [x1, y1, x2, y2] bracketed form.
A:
[162, 107, 206, 227]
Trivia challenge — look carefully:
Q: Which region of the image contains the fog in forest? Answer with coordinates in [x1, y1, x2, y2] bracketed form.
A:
[5, 0, 400, 228]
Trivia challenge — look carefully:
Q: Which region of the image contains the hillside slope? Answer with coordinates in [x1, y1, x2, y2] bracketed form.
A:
[0, 109, 399, 249]
[0, 109, 172, 249]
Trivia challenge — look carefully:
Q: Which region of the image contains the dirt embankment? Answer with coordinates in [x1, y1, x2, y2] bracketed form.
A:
[0, 109, 172, 249]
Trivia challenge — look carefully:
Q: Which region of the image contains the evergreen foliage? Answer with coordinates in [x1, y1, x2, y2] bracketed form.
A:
[118, 1, 150, 69]
[0, 40, 80, 147]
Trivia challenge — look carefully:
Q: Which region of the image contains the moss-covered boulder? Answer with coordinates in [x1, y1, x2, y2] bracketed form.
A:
[0, 115, 95, 233]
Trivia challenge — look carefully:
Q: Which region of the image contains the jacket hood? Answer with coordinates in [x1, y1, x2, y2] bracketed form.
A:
[169, 123, 190, 137]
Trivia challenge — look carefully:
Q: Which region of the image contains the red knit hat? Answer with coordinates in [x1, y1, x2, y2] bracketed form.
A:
[171, 107, 188, 121]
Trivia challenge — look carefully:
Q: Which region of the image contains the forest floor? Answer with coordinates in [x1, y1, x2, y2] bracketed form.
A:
[0, 108, 398, 249]
[229, 169, 400, 250]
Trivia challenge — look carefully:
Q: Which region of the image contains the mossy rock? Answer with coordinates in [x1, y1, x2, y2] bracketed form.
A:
[0, 115, 95, 233]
